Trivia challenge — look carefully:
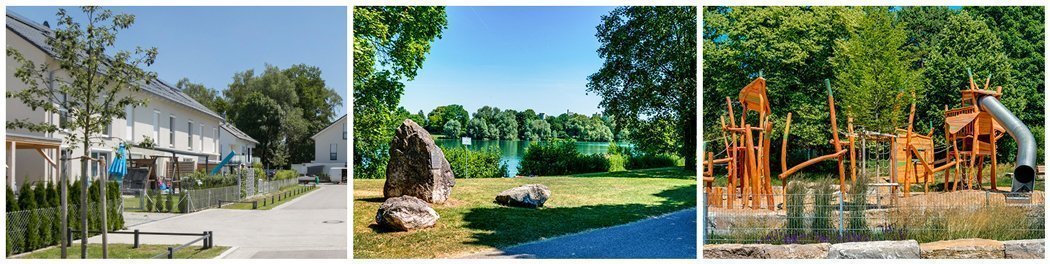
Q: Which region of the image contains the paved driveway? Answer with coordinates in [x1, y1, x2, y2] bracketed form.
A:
[467, 207, 697, 259]
[88, 184, 347, 259]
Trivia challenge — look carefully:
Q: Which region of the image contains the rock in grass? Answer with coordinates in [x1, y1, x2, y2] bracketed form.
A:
[384, 119, 455, 204]
[920, 238, 1003, 259]
[375, 196, 439, 231]
[495, 184, 551, 208]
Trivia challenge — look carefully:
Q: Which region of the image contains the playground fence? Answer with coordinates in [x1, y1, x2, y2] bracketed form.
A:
[703, 190, 1045, 244]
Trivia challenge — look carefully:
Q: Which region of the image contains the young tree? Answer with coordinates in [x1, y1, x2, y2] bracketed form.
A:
[830, 7, 923, 133]
[7, 7, 157, 258]
[354, 7, 447, 179]
[589, 6, 697, 170]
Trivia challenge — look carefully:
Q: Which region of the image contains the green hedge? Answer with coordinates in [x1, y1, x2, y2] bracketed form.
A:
[182, 171, 238, 189]
[275, 170, 298, 180]
[445, 146, 508, 178]
[518, 140, 609, 176]
[5, 179, 123, 256]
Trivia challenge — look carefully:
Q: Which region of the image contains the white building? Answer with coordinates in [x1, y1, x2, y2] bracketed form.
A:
[5, 11, 233, 190]
[294, 115, 346, 183]
[218, 123, 258, 166]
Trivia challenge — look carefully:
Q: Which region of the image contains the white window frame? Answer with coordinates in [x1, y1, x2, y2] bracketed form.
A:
[125, 105, 134, 141]
[152, 110, 160, 143]
[188, 120, 195, 151]
[169, 115, 176, 148]
[330, 144, 338, 161]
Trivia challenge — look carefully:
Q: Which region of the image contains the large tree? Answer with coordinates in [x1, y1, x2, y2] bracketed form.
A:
[354, 7, 447, 179]
[7, 7, 158, 258]
[589, 6, 697, 170]
[830, 7, 923, 133]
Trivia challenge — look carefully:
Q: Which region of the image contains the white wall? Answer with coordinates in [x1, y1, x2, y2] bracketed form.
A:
[312, 116, 347, 164]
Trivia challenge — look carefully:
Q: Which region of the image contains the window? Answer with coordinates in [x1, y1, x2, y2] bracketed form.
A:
[102, 118, 111, 137]
[330, 144, 338, 161]
[199, 124, 204, 152]
[153, 111, 160, 142]
[90, 151, 110, 179]
[168, 116, 176, 147]
[188, 120, 194, 150]
[125, 105, 134, 140]
[343, 125, 347, 139]
[213, 127, 219, 152]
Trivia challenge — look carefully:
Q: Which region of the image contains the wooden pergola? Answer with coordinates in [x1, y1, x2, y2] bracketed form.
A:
[5, 133, 64, 191]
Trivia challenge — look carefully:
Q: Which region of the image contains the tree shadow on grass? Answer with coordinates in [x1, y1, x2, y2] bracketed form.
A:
[569, 167, 696, 179]
[461, 184, 697, 258]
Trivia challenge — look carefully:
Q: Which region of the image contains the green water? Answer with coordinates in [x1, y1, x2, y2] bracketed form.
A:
[434, 139, 630, 176]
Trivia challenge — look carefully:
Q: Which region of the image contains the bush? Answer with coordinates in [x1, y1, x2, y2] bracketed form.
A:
[518, 140, 609, 176]
[608, 154, 627, 172]
[445, 146, 508, 178]
[6, 185, 18, 212]
[811, 180, 835, 237]
[625, 154, 680, 170]
[275, 170, 298, 180]
[183, 171, 238, 189]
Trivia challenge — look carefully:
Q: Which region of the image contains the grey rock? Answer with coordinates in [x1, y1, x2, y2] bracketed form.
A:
[375, 196, 439, 231]
[384, 119, 455, 204]
[495, 184, 551, 208]
[704, 243, 830, 259]
[1004, 239, 1044, 259]
[828, 240, 920, 259]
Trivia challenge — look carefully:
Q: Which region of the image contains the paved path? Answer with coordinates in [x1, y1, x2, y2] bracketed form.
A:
[89, 184, 347, 259]
[468, 207, 697, 259]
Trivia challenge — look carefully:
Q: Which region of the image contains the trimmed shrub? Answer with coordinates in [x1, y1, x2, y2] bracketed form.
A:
[33, 182, 51, 248]
[275, 170, 298, 180]
[6, 185, 18, 212]
[608, 154, 626, 172]
[518, 140, 609, 176]
[445, 146, 508, 178]
[18, 183, 40, 251]
[183, 171, 238, 189]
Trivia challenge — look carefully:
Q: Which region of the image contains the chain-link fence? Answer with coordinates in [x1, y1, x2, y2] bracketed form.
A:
[703, 187, 1045, 245]
[256, 179, 297, 196]
[181, 185, 241, 213]
[6, 202, 123, 255]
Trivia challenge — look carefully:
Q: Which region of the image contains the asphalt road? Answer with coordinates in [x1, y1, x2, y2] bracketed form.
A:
[88, 184, 347, 259]
[468, 207, 697, 259]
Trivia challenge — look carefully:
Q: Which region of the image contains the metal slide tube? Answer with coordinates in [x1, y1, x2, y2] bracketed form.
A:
[978, 96, 1037, 188]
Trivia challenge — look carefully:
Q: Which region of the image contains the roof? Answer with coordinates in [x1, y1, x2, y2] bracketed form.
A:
[6, 11, 223, 119]
[221, 123, 259, 144]
[311, 114, 347, 140]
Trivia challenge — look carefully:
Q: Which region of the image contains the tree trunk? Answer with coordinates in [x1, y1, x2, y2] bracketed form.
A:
[60, 149, 68, 259]
[100, 162, 108, 258]
[683, 113, 697, 171]
[80, 142, 88, 258]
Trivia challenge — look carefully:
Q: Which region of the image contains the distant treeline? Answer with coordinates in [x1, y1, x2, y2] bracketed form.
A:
[397, 104, 625, 142]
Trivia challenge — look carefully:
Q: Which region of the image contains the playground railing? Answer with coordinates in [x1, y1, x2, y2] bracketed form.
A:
[703, 189, 1045, 245]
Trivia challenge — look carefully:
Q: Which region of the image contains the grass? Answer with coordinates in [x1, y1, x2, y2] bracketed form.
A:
[123, 194, 185, 213]
[222, 185, 318, 210]
[353, 167, 696, 259]
[13, 243, 229, 259]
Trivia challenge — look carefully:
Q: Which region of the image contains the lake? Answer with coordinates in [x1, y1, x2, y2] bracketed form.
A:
[434, 139, 630, 177]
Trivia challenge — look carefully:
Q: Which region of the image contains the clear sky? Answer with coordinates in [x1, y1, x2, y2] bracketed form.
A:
[398, 6, 614, 117]
[9, 6, 348, 116]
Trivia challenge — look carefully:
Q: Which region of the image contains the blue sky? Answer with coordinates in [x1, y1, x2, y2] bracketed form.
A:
[398, 6, 614, 117]
[9, 6, 348, 116]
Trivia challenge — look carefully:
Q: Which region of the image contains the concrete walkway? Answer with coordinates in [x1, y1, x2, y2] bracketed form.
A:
[468, 207, 697, 259]
[88, 184, 347, 259]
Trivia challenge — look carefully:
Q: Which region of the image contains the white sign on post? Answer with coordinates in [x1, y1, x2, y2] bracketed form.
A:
[461, 137, 472, 145]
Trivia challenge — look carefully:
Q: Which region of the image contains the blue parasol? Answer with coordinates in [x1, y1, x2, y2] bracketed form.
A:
[108, 143, 128, 182]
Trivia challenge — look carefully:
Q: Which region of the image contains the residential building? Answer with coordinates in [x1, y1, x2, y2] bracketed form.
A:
[293, 115, 347, 183]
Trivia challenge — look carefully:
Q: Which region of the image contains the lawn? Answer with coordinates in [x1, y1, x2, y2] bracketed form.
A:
[353, 167, 697, 259]
[13, 243, 229, 259]
[123, 193, 184, 213]
[222, 185, 318, 210]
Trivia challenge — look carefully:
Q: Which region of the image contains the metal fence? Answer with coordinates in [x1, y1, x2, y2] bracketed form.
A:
[255, 178, 297, 197]
[182, 185, 241, 213]
[703, 187, 1045, 245]
[5, 202, 121, 255]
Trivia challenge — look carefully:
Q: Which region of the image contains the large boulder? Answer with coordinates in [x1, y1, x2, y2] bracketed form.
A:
[1004, 239, 1044, 259]
[384, 119, 455, 204]
[375, 196, 439, 231]
[827, 240, 920, 259]
[495, 184, 551, 208]
[704, 243, 830, 259]
[920, 238, 1004, 259]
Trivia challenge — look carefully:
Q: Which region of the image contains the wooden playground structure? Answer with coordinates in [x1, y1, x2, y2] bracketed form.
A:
[704, 70, 1038, 211]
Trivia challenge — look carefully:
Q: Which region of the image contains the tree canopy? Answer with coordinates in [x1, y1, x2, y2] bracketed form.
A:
[589, 6, 697, 170]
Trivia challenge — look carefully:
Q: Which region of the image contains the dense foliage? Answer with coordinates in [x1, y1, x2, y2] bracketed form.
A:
[6, 180, 123, 256]
[409, 105, 619, 142]
[518, 140, 610, 176]
[703, 6, 1044, 170]
[588, 6, 697, 171]
[444, 147, 509, 178]
[354, 6, 448, 179]
[180, 62, 343, 168]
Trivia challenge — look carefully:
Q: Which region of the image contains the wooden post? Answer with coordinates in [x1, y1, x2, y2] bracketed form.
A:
[848, 118, 857, 183]
[744, 125, 760, 210]
[825, 79, 846, 194]
[991, 128, 998, 190]
[780, 113, 792, 210]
